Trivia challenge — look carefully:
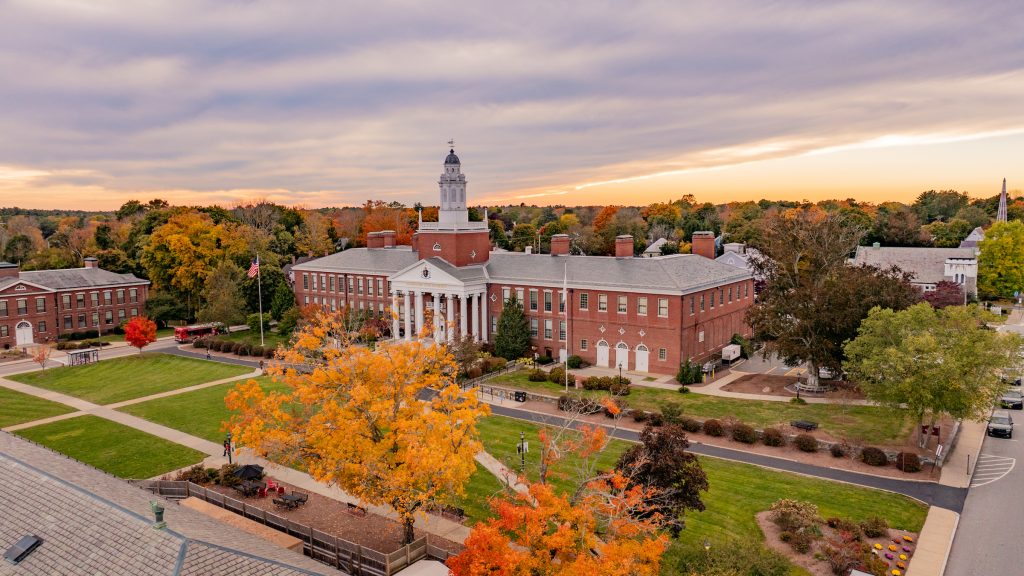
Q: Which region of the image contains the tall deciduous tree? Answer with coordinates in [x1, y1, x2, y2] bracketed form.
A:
[197, 261, 246, 327]
[844, 304, 1022, 447]
[226, 308, 488, 544]
[494, 293, 529, 361]
[977, 221, 1024, 299]
[747, 208, 920, 389]
[124, 316, 157, 353]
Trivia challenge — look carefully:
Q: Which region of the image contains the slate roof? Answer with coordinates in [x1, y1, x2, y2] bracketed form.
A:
[18, 267, 149, 290]
[292, 247, 420, 275]
[850, 246, 976, 285]
[0, 433, 339, 576]
[959, 226, 985, 248]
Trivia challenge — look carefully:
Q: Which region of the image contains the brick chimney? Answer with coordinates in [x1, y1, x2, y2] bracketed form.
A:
[550, 234, 569, 256]
[691, 232, 716, 260]
[380, 230, 396, 248]
[411, 232, 419, 255]
[0, 261, 19, 278]
[615, 235, 634, 258]
[83, 257, 99, 269]
[366, 232, 384, 249]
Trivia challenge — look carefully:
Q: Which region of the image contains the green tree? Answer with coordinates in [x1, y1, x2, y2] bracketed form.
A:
[747, 208, 920, 389]
[509, 223, 537, 252]
[845, 304, 1022, 447]
[494, 293, 530, 360]
[488, 218, 510, 250]
[977, 221, 1024, 299]
[923, 218, 973, 247]
[3, 234, 33, 263]
[197, 260, 247, 327]
[145, 289, 189, 327]
[241, 267, 286, 314]
[269, 282, 296, 321]
[954, 205, 991, 229]
[912, 190, 969, 223]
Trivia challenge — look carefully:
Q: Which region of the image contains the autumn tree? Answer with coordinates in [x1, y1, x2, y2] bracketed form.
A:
[226, 307, 489, 544]
[844, 304, 1022, 447]
[494, 293, 529, 361]
[923, 281, 965, 308]
[32, 345, 51, 370]
[124, 316, 158, 354]
[747, 208, 920, 389]
[977, 220, 1024, 299]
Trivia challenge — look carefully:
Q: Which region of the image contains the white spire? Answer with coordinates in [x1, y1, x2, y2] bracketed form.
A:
[997, 177, 1008, 223]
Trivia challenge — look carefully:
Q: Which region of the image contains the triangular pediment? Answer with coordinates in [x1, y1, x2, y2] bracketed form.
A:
[0, 279, 55, 294]
[390, 258, 464, 286]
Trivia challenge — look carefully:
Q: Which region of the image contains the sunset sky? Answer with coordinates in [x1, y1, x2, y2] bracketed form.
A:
[1, 1, 1022, 210]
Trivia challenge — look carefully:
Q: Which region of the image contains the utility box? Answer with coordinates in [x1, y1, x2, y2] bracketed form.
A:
[721, 344, 742, 364]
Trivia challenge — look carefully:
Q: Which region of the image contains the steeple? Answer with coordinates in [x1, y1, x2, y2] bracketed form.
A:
[997, 178, 1008, 223]
[438, 145, 468, 225]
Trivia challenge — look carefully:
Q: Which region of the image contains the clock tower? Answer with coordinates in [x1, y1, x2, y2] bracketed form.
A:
[414, 146, 491, 267]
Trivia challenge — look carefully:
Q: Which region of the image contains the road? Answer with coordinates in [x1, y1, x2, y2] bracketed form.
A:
[945, 420, 1022, 575]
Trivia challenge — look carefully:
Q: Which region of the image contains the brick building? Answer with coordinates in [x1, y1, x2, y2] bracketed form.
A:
[292, 148, 752, 375]
[0, 257, 150, 349]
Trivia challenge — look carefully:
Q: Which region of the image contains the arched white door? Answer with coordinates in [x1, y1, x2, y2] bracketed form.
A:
[15, 321, 33, 346]
[615, 342, 629, 371]
[635, 344, 649, 373]
[596, 340, 610, 367]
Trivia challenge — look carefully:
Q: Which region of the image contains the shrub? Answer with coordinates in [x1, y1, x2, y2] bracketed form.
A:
[216, 464, 241, 487]
[557, 395, 600, 414]
[830, 443, 847, 458]
[795, 434, 819, 452]
[661, 401, 683, 424]
[548, 366, 566, 384]
[859, 446, 888, 467]
[175, 464, 209, 484]
[678, 385, 690, 393]
[762, 427, 786, 447]
[631, 410, 649, 422]
[790, 397, 807, 404]
[535, 355, 554, 365]
[263, 347, 275, 359]
[648, 412, 664, 427]
[770, 499, 820, 533]
[486, 357, 508, 372]
[702, 419, 725, 437]
[825, 517, 862, 540]
[78, 342, 92, 350]
[247, 312, 270, 335]
[732, 423, 757, 444]
[676, 359, 703, 384]
[604, 399, 628, 418]
[789, 531, 813, 554]
[730, 333, 753, 358]
[236, 344, 250, 357]
[250, 345, 264, 357]
[821, 537, 865, 576]
[778, 531, 793, 543]
[192, 339, 206, 349]
[467, 366, 483, 379]
[859, 516, 889, 538]
[566, 355, 583, 369]
[681, 418, 703, 433]
[895, 452, 922, 473]
[528, 369, 548, 382]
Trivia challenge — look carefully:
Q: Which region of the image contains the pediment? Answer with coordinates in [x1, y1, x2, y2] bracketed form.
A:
[390, 258, 464, 286]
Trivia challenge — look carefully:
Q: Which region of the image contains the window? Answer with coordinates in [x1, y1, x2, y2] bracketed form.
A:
[558, 320, 566, 341]
[304, 296, 309, 305]
[129, 288, 138, 303]
[530, 318, 538, 337]
[529, 290, 538, 311]
[637, 296, 647, 316]
[116, 289, 124, 304]
[720, 289, 724, 306]
[103, 291, 112, 305]
[544, 291, 552, 312]
[544, 319, 553, 339]
[77, 293, 85, 307]
[432, 243, 442, 252]
[35, 298, 45, 313]
[502, 287, 511, 302]
[516, 288, 524, 302]
[745, 283, 750, 298]
[709, 291, 715, 309]
[302, 273, 309, 290]
[77, 313, 85, 327]
[64, 316, 72, 330]
[118, 309, 126, 322]
[579, 293, 589, 310]
[700, 294, 705, 311]
[698, 330, 704, 342]
[320, 274, 326, 291]
[0, 301, 6, 316]
[37, 321, 46, 333]
[491, 315, 497, 333]
[659, 348, 667, 360]
[16, 299, 27, 315]
[377, 279, 383, 297]
[658, 298, 668, 317]
[689, 297, 695, 314]
[131, 308, 138, 317]
[91, 292, 98, 306]
[329, 275, 335, 292]
[91, 312, 99, 327]
[598, 294, 608, 312]
[580, 339, 588, 350]
[728, 286, 733, 302]
[331, 299, 337, 312]
[62, 294, 71, 309]
[617, 295, 627, 314]
[347, 277, 354, 293]
[358, 278, 364, 294]
[0, 326, 6, 337]
[312, 275, 318, 291]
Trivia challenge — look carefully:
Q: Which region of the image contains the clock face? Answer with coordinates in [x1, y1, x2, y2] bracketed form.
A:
[421, 268, 430, 279]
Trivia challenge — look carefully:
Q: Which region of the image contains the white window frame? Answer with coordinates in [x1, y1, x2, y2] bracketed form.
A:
[579, 292, 589, 310]
[617, 295, 627, 314]
[637, 296, 647, 316]
[598, 294, 608, 312]
[658, 298, 668, 318]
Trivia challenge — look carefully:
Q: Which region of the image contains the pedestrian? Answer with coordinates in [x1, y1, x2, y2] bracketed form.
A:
[222, 440, 230, 457]
[259, 359, 265, 374]
[206, 348, 211, 360]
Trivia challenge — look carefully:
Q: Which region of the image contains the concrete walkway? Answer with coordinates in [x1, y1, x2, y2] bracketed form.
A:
[474, 451, 530, 496]
[938, 420, 986, 489]
[906, 506, 959, 576]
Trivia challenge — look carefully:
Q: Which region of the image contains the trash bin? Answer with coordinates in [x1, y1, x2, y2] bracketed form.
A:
[514, 391, 527, 402]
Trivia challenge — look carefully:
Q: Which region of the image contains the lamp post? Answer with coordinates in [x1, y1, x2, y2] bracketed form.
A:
[703, 537, 711, 558]
[618, 362, 622, 383]
[519, 431, 526, 473]
[224, 432, 233, 465]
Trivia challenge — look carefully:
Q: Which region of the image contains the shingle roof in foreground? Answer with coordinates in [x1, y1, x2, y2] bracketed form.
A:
[0, 432, 338, 576]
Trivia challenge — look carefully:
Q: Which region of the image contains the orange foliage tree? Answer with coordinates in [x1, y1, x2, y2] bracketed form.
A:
[32, 345, 52, 370]
[225, 307, 489, 543]
[124, 316, 158, 353]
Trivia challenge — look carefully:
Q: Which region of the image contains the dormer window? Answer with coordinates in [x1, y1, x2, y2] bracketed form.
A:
[433, 243, 442, 252]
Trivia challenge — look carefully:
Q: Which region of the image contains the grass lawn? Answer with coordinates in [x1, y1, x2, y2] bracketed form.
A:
[8, 353, 252, 405]
[452, 462, 507, 525]
[473, 415, 927, 548]
[221, 329, 290, 349]
[15, 415, 206, 478]
[119, 376, 287, 442]
[0, 387, 75, 428]
[487, 370, 913, 445]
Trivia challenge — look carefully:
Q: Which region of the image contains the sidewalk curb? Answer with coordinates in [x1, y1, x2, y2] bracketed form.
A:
[906, 506, 959, 576]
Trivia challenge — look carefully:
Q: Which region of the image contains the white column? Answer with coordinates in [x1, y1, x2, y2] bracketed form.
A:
[391, 293, 400, 340]
[459, 295, 468, 339]
[403, 291, 412, 341]
[471, 293, 480, 341]
[433, 293, 442, 341]
[446, 294, 456, 343]
[414, 290, 424, 339]
[481, 290, 488, 341]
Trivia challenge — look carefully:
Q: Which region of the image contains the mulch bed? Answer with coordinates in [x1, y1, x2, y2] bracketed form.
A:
[723, 373, 866, 401]
[205, 479, 462, 555]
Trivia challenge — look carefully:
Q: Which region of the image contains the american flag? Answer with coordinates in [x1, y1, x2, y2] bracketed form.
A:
[247, 257, 260, 279]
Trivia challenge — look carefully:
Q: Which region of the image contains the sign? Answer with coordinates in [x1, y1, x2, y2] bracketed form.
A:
[516, 442, 529, 454]
[935, 444, 944, 459]
[920, 425, 940, 436]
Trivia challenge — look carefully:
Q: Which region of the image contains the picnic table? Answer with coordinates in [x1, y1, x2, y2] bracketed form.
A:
[274, 492, 308, 510]
[236, 480, 265, 498]
[790, 420, 818, 432]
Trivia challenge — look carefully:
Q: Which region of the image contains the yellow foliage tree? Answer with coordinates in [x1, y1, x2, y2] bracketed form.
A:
[225, 307, 489, 543]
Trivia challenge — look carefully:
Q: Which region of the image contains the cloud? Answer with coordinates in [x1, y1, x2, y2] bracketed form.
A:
[1, 1, 1024, 208]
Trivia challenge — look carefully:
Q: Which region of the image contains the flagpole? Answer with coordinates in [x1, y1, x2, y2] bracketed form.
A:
[256, 254, 265, 347]
[564, 261, 569, 393]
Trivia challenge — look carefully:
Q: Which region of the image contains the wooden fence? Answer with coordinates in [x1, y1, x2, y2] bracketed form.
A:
[136, 480, 457, 575]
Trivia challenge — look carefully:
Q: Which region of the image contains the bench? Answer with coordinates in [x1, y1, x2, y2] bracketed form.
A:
[790, 420, 818, 432]
[346, 502, 367, 517]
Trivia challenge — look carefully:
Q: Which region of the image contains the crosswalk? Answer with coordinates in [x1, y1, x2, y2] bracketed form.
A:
[970, 454, 1016, 488]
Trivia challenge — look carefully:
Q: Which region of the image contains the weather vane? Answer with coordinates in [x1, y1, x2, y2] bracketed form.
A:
[447, 138, 454, 148]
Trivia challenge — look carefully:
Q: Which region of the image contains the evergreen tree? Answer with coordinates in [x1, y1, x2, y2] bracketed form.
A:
[197, 260, 246, 327]
[494, 293, 530, 360]
[270, 282, 296, 320]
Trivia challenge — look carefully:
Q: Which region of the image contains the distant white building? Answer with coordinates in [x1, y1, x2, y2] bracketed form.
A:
[715, 243, 763, 281]
[642, 238, 668, 258]
[850, 243, 977, 297]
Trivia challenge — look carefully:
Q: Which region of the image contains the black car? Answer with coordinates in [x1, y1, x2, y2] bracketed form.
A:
[988, 411, 1014, 438]
[1000, 390, 1024, 410]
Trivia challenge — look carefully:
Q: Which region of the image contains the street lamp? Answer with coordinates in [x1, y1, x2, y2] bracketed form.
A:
[223, 432, 233, 465]
[703, 537, 711, 556]
[618, 362, 622, 383]
[518, 431, 527, 473]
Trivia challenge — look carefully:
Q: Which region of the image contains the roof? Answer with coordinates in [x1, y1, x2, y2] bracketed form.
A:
[0, 432, 338, 576]
[959, 226, 985, 248]
[444, 148, 460, 165]
[643, 238, 667, 255]
[18, 267, 149, 291]
[851, 246, 976, 285]
[293, 247, 420, 275]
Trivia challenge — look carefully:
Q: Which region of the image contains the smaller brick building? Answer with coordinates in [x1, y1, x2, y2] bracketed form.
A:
[0, 257, 150, 349]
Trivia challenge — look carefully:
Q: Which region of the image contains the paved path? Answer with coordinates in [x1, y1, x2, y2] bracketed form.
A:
[474, 451, 530, 496]
[906, 506, 959, 576]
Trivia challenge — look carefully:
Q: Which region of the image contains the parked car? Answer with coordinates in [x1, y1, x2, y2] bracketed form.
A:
[1000, 389, 1024, 410]
[988, 411, 1014, 438]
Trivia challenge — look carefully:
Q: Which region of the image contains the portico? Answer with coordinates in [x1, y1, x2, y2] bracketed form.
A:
[390, 259, 488, 343]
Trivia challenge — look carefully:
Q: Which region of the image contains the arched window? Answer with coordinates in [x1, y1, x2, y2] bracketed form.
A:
[616, 341, 629, 350]
[433, 243, 442, 252]
[636, 344, 648, 352]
